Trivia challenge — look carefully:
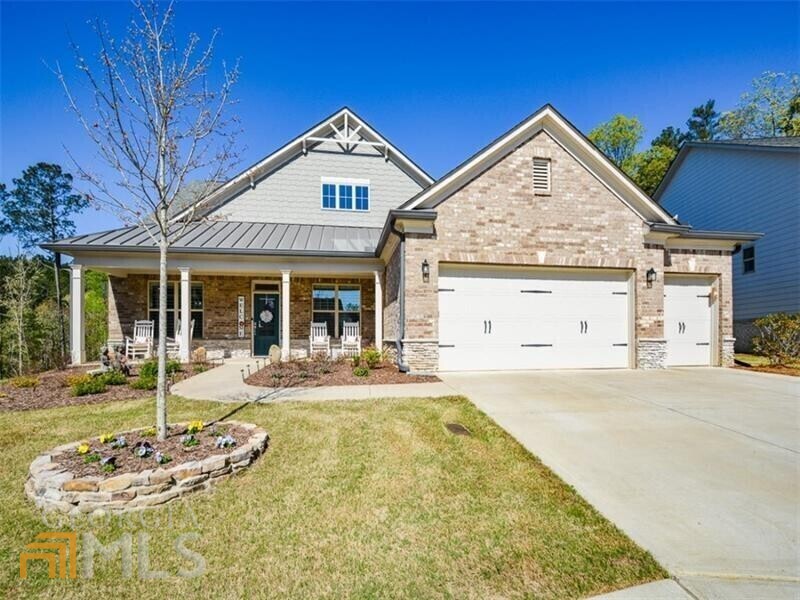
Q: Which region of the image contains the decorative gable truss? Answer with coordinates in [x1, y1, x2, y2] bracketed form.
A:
[173, 107, 433, 221]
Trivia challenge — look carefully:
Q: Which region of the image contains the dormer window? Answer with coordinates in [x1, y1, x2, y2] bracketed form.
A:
[321, 178, 370, 211]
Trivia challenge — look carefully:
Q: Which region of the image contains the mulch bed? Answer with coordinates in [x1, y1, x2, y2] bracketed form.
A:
[734, 363, 799, 377]
[245, 357, 438, 388]
[0, 362, 217, 412]
[52, 422, 249, 479]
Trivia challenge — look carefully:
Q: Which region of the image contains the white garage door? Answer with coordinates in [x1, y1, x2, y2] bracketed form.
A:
[438, 266, 632, 371]
[664, 276, 714, 366]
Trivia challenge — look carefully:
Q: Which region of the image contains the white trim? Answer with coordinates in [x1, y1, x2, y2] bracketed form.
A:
[70, 265, 85, 365]
[402, 105, 676, 225]
[281, 270, 291, 359]
[320, 176, 370, 185]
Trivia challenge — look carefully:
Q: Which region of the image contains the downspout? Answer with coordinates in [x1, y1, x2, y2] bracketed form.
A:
[390, 221, 410, 373]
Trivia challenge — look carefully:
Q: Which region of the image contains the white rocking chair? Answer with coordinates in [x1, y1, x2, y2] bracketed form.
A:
[125, 320, 154, 361]
[166, 318, 195, 359]
[340, 322, 362, 357]
[309, 322, 331, 357]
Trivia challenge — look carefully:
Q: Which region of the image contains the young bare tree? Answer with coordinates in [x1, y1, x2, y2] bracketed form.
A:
[55, 0, 240, 439]
[0, 256, 40, 375]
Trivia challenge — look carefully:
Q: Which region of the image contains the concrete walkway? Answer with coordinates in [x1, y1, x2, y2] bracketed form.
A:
[171, 358, 454, 403]
[441, 368, 800, 600]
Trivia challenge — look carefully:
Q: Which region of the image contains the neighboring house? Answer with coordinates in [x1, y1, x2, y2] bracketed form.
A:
[654, 138, 799, 351]
[45, 105, 759, 372]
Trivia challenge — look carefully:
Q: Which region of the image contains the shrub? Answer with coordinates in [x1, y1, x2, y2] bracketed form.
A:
[353, 365, 369, 377]
[194, 363, 207, 374]
[100, 370, 128, 385]
[753, 312, 800, 365]
[351, 354, 361, 367]
[360, 348, 383, 369]
[141, 426, 157, 437]
[71, 375, 107, 396]
[139, 358, 181, 379]
[99, 433, 115, 444]
[130, 375, 157, 390]
[10, 376, 39, 389]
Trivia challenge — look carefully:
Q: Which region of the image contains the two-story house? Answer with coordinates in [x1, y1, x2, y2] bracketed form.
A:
[655, 138, 799, 351]
[45, 105, 759, 372]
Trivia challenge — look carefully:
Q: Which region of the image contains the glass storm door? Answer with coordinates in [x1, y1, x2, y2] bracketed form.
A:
[253, 292, 280, 356]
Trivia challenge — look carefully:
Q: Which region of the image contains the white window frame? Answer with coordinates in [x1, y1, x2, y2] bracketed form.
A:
[147, 281, 204, 339]
[311, 283, 362, 338]
[320, 177, 370, 212]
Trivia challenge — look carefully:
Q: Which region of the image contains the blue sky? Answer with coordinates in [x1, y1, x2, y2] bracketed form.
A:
[1, 1, 798, 247]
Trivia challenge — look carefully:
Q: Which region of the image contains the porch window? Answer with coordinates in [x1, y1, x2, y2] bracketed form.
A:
[312, 284, 361, 338]
[148, 281, 204, 339]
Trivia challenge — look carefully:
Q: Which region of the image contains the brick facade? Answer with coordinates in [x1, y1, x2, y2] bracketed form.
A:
[396, 129, 734, 371]
[108, 273, 375, 358]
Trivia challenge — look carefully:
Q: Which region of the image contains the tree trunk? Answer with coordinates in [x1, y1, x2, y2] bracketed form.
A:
[156, 214, 169, 441]
[53, 251, 67, 367]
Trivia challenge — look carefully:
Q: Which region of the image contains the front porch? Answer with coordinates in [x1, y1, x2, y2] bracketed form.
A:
[69, 263, 384, 364]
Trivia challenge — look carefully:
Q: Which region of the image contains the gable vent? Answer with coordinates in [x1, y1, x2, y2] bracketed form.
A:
[533, 158, 551, 194]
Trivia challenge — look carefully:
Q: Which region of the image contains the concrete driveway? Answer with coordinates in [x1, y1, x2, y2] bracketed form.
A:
[441, 368, 800, 599]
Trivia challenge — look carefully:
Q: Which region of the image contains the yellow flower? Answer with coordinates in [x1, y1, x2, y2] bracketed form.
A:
[99, 433, 115, 444]
[76, 443, 90, 455]
[187, 420, 204, 434]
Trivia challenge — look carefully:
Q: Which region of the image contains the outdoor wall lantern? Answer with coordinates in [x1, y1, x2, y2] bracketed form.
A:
[421, 259, 430, 283]
[646, 267, 657, 287]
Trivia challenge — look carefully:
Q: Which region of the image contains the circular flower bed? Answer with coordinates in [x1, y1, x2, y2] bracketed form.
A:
[25, 421, 268, 515]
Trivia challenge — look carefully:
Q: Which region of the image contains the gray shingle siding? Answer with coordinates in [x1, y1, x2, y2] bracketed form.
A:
[659, 147, 800, 321]
[210, 144, 424, 227]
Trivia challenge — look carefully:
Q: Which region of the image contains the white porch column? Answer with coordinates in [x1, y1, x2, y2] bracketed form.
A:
[70, 264, 85, 365]
[281, 270, 291, 360]
[374, 271, 383, 351]
[179, 267, 191, 363]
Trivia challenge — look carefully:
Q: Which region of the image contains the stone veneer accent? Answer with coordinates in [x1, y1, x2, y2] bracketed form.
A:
[401, 340, 439, 374]
[722, 337, 736, 367]
[637, 339, 667, 369]
[25, 421, 268, 515]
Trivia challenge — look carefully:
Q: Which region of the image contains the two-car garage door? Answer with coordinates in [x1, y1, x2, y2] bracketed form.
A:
[438, 266, 632, 371]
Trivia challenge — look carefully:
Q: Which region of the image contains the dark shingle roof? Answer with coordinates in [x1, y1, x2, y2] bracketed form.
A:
[43, 221, 382, 258]
[699, 137, 800, 148]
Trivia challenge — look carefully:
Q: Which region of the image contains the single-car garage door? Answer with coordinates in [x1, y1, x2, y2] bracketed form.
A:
[664, 276, 714, 366]
[438, 266, 632, 371]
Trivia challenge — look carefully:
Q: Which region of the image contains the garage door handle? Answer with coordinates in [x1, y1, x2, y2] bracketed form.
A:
[521, 344, 553, 347]
[488, 320, 492, 334]
[696, 342, 710, 346]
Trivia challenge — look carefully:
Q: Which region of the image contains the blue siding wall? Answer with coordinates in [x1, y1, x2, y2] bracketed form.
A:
[659, 147, 800, 321]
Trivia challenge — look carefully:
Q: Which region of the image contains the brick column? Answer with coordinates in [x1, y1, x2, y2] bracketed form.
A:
[374, 271, 383, 351]
[281, 270, 291, 360]
[179, 267, 191, 363]
[70, 264, 85, 365]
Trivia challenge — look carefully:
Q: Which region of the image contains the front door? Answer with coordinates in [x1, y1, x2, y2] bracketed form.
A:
[253, 292, 280, 356]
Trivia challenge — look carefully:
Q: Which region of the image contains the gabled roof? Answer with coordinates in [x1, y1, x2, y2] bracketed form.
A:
[654, 137, 800, 200]
[175, 107, 434, 220]
[401, 104, 677, 224]
[42, 221, 382, 258]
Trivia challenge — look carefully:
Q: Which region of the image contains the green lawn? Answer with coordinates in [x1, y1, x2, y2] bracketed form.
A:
[1, 395, 664, 599]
